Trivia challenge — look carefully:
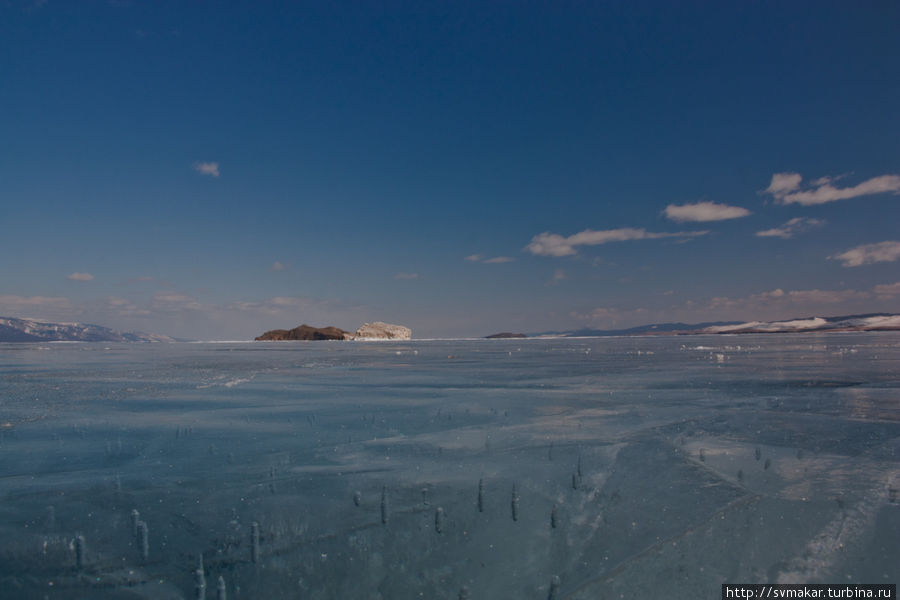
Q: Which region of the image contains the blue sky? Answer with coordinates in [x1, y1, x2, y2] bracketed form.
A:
[2, 1, 898, 339]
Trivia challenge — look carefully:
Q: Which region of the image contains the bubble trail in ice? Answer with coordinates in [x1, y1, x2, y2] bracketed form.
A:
[511, 483, 519, 522]
[250, 522, 260, 563]
[477, 478, 484, 513]
[74, 534, 86, 569]
[435, 506, 444, 534]
[217, 576, 227, 600]
[548, 575, 561, 600]
[194, 555, 206, 600]
[381, 486, 389, 525]
[137, 521, 149, 561]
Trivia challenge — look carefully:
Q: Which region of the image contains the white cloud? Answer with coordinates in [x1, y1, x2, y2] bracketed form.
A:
[549, 269, 567, 285]
[67, 272, 95, 281]
[464, 254, 483, 262]
[755, 217, 825, 239]
[830, 241, 900, 267]
[763, 172, 900, 205]
[270, 261, 287, 271]
[764, 173, 803, 197]
[193, 161, 220, 177]
[394, 272, 419, 280]
[663, 201, 751, 222]
[525, 227, 708, 257]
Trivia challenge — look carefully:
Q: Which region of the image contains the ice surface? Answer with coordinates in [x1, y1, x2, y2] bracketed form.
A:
[0, 335, 898, 598]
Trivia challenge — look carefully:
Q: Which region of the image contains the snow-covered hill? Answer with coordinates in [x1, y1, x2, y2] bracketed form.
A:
[700, 313, 900, 334]
[0, 316, 175, 342]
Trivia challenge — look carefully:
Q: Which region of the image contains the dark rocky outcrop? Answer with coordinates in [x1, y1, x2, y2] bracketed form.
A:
[255, 324, 350, 341]
[485, 332, 527, 339]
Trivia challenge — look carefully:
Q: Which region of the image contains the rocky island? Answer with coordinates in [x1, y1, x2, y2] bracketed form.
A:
[485, 332, 527, 339]
[254, 324, 351, 341]
[255, 321, 411, 341]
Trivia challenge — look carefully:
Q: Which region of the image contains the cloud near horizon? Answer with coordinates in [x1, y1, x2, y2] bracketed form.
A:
[755, 217, 825, 239]
[269, 261, 287, 271]
[570, 279, 900, 330]
[663, 201, 751, 222]
[763, 172, 900, 205]
[67, 272, 95, 281]
[830, 241, 900, 267]
[526, 228, 709, 257]
[0, 294, 72, 309]
[193, 161, 220, 177]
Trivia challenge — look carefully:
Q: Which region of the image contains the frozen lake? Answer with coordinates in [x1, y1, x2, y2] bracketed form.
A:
[1, 335, 898, 598]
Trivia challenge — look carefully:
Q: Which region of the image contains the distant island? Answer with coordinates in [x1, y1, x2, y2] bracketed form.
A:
[485, 332, 527, 339]
[256, 321, 412, 341]
[0, 316, 175, 343]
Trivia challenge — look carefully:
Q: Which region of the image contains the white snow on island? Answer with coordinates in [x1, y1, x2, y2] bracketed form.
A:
[353, 322, 412, 340]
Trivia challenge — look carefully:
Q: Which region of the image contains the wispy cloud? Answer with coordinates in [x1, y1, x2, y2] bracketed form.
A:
[830, 241, 900, 267]
[663, 201, 750, 222]
[525, 228, 708, 257]
[0, 294, 72, 310]
[706, 287, 871, 312]
[67, 272, 95, 282]
[547, 269, 567, 286]
[193, 161, 220, 177]
[465, 254, 515, 264]
[152, 291, 204, 312]
[763, 172, 900, 205]
[874, 282, 900, 298]
[394, 272, 419, 280]
[755, 217, 825, 239]
[269, 261, 287, 272]
[106, 296, 151, 317]
[570, 306, 621, 324]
